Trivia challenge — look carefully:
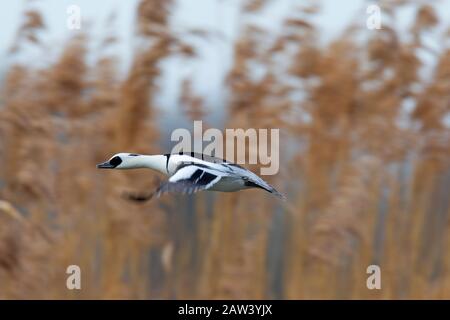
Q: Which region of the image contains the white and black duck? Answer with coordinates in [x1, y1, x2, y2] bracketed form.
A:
[97, 152, 285, 201]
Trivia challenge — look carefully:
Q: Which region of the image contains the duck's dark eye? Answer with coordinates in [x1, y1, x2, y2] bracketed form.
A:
[109, 156, 122, 167]
[128, 153, 139, 157]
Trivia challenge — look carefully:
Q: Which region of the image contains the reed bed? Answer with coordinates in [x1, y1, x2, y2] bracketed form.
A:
[0, 0, 448, 299]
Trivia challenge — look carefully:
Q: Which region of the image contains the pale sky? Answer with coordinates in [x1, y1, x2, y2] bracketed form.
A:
[1, 0, 449, 125]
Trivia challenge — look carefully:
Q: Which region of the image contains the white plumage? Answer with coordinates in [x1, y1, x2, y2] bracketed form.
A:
[97, 152, 285, 201]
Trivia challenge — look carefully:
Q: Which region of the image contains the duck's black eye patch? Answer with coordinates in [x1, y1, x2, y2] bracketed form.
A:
[129, 153, 139, 157]
[110, 156, 122, 167]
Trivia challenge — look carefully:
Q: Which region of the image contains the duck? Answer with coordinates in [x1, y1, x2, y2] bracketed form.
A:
[97, 152, 285, 201]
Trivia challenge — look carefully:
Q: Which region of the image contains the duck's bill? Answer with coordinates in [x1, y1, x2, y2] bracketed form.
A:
[97, 161, 115, 169]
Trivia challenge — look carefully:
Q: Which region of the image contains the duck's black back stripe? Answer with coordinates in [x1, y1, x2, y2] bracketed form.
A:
[169, 152, 230, 164]
[164, 151, 244, 174]
[110, 156, 122, 167]
[165, 153, 171, 173]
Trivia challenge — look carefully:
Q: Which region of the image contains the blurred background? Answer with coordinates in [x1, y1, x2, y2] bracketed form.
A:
[0, 0, 449, 299]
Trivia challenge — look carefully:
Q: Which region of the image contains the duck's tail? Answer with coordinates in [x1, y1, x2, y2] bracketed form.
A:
[269, 186, 287, 201]
[245, 180, 287, 201]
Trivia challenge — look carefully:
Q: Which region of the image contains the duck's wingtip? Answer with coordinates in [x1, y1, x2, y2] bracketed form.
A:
[122, 190, 154, 203]
[271, 190, 287, 201]
[278, 193, 287, 201]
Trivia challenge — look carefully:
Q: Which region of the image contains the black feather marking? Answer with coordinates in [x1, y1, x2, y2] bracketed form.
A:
[227, 163, 244, 169]
[165, 153, 171, 173]
[197, 172, 217, 186]
[189, 169, 203, 183]
[193, 163, 211, 169]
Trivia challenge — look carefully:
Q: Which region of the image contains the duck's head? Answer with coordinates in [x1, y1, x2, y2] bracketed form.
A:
[97, 153, 143, 169]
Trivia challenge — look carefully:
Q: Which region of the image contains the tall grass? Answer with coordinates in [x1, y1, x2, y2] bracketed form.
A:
[0, 0, 448, 299]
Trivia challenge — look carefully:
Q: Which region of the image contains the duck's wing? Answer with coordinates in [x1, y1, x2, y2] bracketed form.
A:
[223, 164, 287, 200]
[156, 164, 223, 196]
[125, 164, 223, 202]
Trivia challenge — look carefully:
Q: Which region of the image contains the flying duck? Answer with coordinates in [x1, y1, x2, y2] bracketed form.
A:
[97, 152, 285, 201]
